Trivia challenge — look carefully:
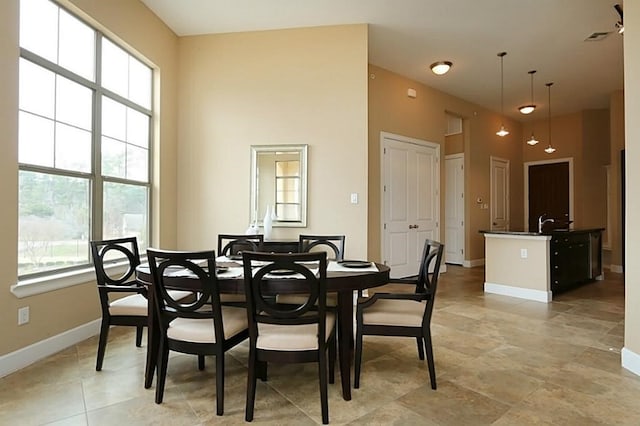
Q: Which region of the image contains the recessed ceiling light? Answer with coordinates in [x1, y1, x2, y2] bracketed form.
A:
[430, 61, 452, 75]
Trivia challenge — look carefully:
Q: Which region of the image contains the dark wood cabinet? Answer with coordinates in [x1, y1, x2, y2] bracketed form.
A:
[550, 229, 603, 292]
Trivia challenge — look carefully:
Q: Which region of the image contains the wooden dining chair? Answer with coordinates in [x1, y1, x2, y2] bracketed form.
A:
[242, 251, 336, 424]
[147, 248, 249, 415]
[298, 234, 345, 260]
[217, 234, 264, 258]
[90, 237, 148, 371]
[354, 239, 444, 390]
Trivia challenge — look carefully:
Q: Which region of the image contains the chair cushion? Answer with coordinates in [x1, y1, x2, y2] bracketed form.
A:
[256, 313, 335, 351]
[275, 293, 337, 307]
[361, 298, 425, 327]
[166, 306, 248, 343]
[108, 294, 147, 316]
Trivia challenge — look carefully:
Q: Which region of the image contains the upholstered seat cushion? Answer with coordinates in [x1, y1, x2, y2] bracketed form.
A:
[275, 293, 337, 307]
[166, 306, 248, 343]
[108, 290, 193, 316]
[256, 313, 335, 351]
[109, 294, 147, 316]
[361, 298, 425, 327]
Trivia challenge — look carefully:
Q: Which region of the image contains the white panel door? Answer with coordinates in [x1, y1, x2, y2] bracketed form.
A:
[490, 156, 510, 231]
[383, 134, 439, 278]
[445, 154, 464, 264]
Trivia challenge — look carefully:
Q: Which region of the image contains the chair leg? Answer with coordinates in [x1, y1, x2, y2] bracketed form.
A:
[155, 338, 170, 403]
[423, 329, 437, 390]
[416, 336, 425, 360]
[216, 353, 224, 416]
[245, 349, 257, 422]
[257, 360, 268, 382]
[354, 325, 363, 389]
[198, 354, 205, 371]
[135, 326, 144, 347]
[96, 319, 110, 371]
[318, 350, 329, 425]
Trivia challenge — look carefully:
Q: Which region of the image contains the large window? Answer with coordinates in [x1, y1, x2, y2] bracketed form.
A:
[18, 0, 152, 277]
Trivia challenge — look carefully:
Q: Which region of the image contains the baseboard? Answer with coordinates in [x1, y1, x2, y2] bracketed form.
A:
[622, 347, 640, 377]
[484, 282, 551, 303]
[0, 319, 101, 378]
[463, 258, 485, 268]
[608, 264, 623, 274]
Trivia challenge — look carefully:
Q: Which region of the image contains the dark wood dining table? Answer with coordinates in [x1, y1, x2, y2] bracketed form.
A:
[136, 260, 390, 401]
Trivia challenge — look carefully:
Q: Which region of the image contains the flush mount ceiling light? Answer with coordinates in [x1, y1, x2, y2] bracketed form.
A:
[544, 82, 556, 154]
[496, 52, 509, 137]
[430, 61, 452, 75]
[519, 70, 537, 114]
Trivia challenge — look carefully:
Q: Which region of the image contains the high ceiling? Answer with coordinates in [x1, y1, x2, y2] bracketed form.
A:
[140, 0, 624, 122]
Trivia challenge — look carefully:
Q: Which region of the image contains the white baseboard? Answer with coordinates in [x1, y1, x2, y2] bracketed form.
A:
[0, 319, 101, 378]
[463, 258, 485, 268]
[608, 264, 623, 274]
[484, 282, 552, 303]
[622, 347, 640, 377]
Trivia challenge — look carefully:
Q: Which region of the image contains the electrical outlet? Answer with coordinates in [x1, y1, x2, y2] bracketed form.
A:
[18, 306, 30, 325]
[520, 248, 528, 259]
[350, 193, 358, 204]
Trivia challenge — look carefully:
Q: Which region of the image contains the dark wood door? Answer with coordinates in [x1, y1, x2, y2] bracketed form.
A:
[528, 162, 570, 231]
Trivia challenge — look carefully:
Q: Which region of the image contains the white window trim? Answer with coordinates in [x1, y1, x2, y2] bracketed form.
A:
[11, 261, 133, 298]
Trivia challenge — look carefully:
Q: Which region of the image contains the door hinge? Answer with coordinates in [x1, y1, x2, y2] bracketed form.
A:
[384, 223, 387, 230]
[461, 193, 464, 198]
[436, 221, 439, 227]
[460, 249, 464, 254]
[461, 221, 464, 226]
[384, 185, 386, 192]
[384, 147, 386, 154]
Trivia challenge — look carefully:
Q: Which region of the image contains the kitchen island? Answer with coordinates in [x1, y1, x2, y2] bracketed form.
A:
[481, 228, 604, 303]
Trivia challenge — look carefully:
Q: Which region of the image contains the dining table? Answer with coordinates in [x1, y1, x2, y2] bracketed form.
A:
[136, 257, 390, 401]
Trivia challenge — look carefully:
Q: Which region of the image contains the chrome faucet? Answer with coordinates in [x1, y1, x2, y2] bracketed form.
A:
[538, 214, 555, 233]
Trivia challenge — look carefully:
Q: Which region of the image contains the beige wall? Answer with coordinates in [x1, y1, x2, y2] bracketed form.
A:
[175, 25, 369, 258]
[367, 65, 524, 263]
[624, 1, 640, 356]
[445, 133, 464, 155]
[0, 0, 179, 356]
[522, 111, 609, 232]
[485, 235, 550, 292]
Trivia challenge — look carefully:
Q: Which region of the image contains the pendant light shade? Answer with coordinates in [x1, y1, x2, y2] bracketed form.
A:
[526, 133, 539, 145]
[496, 52, 509, 137]
[544, 82, 556, 154]
[519, 70, 537, 114]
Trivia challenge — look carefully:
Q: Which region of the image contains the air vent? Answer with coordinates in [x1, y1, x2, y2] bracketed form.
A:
[585, 32, 611, 41]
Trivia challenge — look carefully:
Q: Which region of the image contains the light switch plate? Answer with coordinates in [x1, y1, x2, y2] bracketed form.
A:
[350, 193, 358, 204]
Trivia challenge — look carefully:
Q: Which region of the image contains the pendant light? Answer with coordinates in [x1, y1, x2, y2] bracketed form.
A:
[544, 82, 556, 154]
[496, 52, 509, 137]
[519, 70, 537, 114]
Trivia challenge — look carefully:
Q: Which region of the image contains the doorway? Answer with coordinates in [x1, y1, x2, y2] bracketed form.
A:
[381, 132, 440, 278]
[445, 154, 464, 264]
[524, 158, 573, 232]
[490, 156, 510, 231]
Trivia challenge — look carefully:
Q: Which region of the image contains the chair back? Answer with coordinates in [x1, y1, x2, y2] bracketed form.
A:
[218, 234, 264, 257]
[91, 236, 141, 287]
[146, 249, 223, 337]
[416, 239, 444, 321]
[242, 251, 328, 333]
[298, 235, 345, 261]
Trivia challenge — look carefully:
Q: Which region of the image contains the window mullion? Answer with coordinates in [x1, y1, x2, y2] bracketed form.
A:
[93, 33, 103, 242]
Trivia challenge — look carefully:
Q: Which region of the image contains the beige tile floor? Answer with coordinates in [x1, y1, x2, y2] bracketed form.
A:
[2, 266, 638, 425]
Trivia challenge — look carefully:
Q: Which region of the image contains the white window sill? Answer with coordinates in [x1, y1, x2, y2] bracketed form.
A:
[11, 262, 130, 299]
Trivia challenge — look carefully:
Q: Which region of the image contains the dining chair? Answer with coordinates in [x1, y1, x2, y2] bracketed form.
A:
[90, 237, 148, 371]
[298, 234, 345, 260]
[354, 239, 444, 390]
[146, 248, 249, 415]
[217, 234, 264, 258]
[242, 251, 336, 424]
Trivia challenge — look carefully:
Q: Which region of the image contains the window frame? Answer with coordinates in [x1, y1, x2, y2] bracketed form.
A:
[15, 0, 153, 287]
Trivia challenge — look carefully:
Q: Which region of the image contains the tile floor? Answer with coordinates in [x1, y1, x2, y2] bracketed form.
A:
[1, 266, 638, 425]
